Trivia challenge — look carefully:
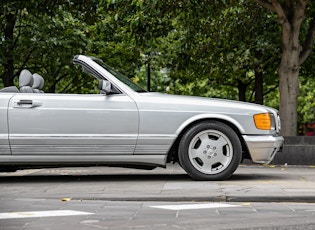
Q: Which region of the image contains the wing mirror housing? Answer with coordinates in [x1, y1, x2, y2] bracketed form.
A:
[99, 80, 112, 95]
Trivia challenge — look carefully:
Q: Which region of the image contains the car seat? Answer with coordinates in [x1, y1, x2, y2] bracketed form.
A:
[19, 70, 34, 93]
[32, 73, 44, 93]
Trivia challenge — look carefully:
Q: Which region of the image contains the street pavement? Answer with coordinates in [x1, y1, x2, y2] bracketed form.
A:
[0, 163, 315, 203]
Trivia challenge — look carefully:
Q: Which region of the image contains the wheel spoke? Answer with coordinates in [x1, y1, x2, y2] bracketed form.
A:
[199, 160, 214, 172]
[215, 150, 230, 164]
[198, 132, 209, 143]
[215, 136, 228, 148]
[190, 148, 200, 158]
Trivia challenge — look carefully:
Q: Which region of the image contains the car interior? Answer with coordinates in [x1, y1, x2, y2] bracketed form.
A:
[0, 69, 45, 94]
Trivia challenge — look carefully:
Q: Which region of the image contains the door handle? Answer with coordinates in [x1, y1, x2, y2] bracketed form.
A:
[14, 100, 42, 108]
[17, 100, 33, 105]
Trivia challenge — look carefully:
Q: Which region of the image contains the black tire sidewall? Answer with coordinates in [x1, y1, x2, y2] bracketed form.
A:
[178, 121, 242, 180]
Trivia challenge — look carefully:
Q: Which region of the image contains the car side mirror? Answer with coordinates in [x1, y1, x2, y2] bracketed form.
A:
[99, 80, 112, 95]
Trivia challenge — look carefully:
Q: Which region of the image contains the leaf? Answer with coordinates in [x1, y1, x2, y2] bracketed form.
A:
[241, 202, 251, 206]
[114, 13, 119, 21]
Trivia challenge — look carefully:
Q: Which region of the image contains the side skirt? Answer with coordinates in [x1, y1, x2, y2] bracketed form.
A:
[0, 155, 167, 168]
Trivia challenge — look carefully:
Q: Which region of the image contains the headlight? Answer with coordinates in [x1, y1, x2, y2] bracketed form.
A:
[253, 113, 276, 130]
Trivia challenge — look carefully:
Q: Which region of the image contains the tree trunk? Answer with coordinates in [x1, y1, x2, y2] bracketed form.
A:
[2, 13, 16, 87]
[279, 51, 300, 136]
[273, 0, 307, 136]
[254, 71, 263, 105]
[3, 59, 14, 87]
[238, 80, 247, 102]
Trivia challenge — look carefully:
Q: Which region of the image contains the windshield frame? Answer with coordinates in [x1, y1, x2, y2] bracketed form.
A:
[93, 59, 147, 93]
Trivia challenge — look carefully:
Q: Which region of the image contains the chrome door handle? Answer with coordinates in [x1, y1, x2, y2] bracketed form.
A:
[14, 100, 42, 108]
[17, 100, 33, 105]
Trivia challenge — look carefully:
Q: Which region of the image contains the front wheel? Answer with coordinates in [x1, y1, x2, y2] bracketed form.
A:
[178, 121, 242, 180]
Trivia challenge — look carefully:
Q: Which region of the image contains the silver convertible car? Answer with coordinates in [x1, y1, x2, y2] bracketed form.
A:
[0, 55, 284, 180]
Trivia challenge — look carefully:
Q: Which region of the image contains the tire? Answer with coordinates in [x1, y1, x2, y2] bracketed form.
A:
[178, 121, 242, 181]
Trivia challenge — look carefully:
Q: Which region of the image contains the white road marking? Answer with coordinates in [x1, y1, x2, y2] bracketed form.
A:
[0, 210, 93, 219]
[150, 203, 239, 211]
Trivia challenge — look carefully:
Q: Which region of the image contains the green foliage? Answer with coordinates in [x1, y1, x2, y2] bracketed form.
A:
[0, 0, 98, 92]
[0, 0, 314, 135]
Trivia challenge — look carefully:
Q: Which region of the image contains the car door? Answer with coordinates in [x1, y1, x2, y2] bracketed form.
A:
[8, 93, 138, 156]
[0, 94, 14, 155]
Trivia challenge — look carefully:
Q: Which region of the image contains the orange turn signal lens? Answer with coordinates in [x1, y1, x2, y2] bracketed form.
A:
[254, 113, 271, 130]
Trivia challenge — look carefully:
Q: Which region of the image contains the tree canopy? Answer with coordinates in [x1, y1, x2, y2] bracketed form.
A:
[1, 0, 314, 135]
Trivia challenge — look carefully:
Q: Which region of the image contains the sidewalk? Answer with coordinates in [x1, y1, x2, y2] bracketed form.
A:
[1, 164, 315, 203]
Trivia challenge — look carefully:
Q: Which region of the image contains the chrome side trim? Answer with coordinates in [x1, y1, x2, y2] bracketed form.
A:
[10, 145, 135, 155]
[9, 134, 137, 145]
[9, 135, 137, 155]
[134, 135, 175, 155]
[134, 145, 170, 155]
[0, 155, 167, 167]
[0, 146, 11, 155]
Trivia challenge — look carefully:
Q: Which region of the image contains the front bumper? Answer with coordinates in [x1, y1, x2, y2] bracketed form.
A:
[242, 135, 284, 164]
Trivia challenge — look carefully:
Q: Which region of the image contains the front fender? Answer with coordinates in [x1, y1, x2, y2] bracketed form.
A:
[175, 114, 246, 136]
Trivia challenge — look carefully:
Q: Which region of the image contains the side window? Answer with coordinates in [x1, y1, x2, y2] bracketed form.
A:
[52, 66, 99, 94]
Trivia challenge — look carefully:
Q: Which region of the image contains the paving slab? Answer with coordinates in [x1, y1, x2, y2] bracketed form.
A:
[0, 164, 315, 203]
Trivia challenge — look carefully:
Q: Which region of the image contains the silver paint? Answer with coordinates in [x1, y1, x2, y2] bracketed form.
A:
[0, 55, 283, 171]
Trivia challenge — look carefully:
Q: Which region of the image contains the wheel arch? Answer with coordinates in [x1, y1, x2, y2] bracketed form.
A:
[167, 115, 251, 163]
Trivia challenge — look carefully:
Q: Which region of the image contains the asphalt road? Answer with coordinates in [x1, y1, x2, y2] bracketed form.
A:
[1, 164, 315, 229]
[1, 199, 315, 230]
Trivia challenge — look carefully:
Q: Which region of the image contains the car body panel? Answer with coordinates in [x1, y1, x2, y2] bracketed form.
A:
[0, 94, 13, 155]
[135, 92, 279, 136]
[8, 93, 138, 155]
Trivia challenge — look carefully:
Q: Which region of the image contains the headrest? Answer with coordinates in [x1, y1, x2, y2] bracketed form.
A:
[19, 70, 33, 87]
[32, 73, 44, 90]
